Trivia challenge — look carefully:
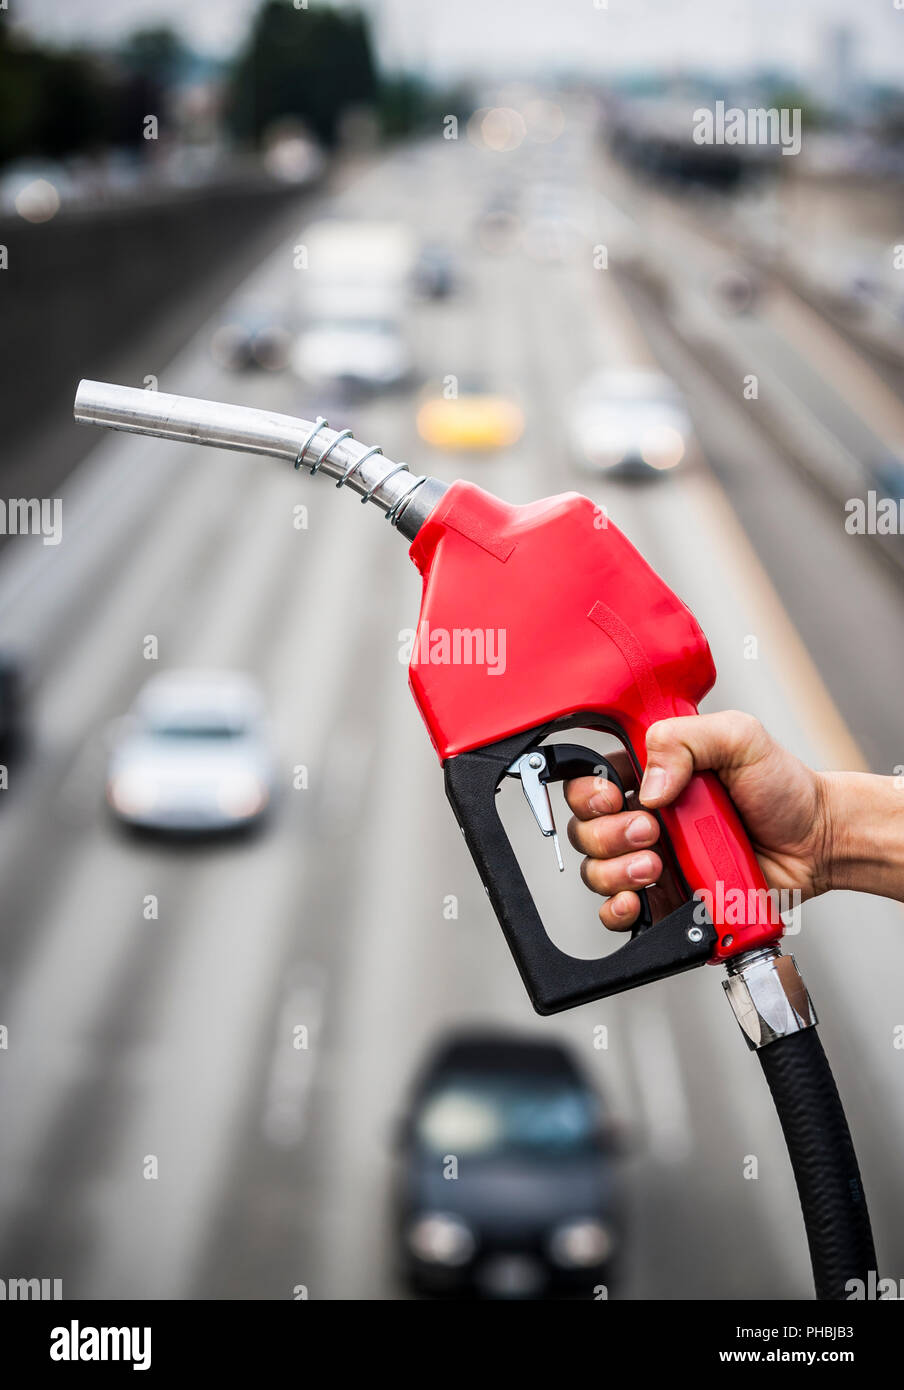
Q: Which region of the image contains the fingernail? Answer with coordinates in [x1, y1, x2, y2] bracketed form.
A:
[628, 853, 655, 882]
[640, 766, 667, 803]
[625, 814, 653, 846]
[610, 894, 630, 917]
[588, 791, 614, 815]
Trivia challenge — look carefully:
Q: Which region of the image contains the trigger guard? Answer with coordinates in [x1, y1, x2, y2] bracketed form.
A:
[538, 743, 654, 933]
[443, 722, 717, 1013]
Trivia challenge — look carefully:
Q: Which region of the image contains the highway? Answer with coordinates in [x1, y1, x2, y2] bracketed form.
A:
[1, 117, 904, 1300]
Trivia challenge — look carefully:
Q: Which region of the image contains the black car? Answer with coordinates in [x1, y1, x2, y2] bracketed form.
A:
[412, 243, 457, 300]
[394, 1030, 623, 1299]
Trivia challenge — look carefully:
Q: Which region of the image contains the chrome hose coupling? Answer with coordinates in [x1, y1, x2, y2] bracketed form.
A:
[723, 944, 818, 1050]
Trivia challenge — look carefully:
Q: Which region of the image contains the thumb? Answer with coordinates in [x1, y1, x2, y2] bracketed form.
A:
[638, 711, 770, 807]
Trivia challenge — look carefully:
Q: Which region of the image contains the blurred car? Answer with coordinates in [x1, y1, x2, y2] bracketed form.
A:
[0, 654, 25, 761]
[106, 670, 273, 834]
[210, 313, 292, 372]
[301, 219, 414, 289]
[412, 243, 457, 299]
[292, 311, 411, 392]
[292, 284, 411, 392]
[394, 1030, 622, 1299]
[871, 452, 904, 501]
[416, 379, 524, 452]
[567, 368, 694, 476]
[711, 265, 761, 315]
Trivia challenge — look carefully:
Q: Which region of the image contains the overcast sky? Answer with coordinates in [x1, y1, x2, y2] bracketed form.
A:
[12, 0, 904, 85]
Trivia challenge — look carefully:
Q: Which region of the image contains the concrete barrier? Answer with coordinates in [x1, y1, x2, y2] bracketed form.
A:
[0, 176, 309, 498]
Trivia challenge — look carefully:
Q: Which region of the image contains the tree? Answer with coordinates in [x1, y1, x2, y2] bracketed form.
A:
[118, 27, 187, 85]
[229, 2, 377, 148]
[0, 21, 114, 165]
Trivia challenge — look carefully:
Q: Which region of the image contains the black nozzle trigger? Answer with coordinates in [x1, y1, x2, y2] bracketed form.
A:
[523, 743, 653, 934]
[444, 724, 717, 1014]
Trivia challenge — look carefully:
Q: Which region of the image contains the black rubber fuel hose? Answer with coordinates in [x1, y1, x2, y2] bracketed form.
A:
[757, 1028, 876, 1300]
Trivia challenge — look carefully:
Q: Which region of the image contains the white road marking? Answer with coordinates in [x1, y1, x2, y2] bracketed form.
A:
[626, 998, 693, 1165]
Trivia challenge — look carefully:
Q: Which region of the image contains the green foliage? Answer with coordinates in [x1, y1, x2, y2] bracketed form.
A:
[118, 27, 187, 82]
[760, 88, 828, 132]
[118, 25, 186, 84]
[228, 2, 377, 147]
[0, 23, 115, 164]
[378, 75, 470, 142]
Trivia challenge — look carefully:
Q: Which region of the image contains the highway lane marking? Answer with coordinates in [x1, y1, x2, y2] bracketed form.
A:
[35, 451, 253, 745]
[680, 467, 867, 772]
[0, 433, 173, 636]
[669, 970, 815, 1295]
[0, 835, 161, 1227]
[625, 996, 693, 1165]
[261, 965, 326, 1148]
[766, 289, 904, 449]
[311, 630, 443, 1300]
[47, 467, 305, 824]
[54, 728, 110, 824]
[78, 823, 310, 1299]
[164, 464, 303, 670]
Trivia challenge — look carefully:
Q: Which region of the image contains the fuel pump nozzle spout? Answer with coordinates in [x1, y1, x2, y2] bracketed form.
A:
[73, 379, 447, 541]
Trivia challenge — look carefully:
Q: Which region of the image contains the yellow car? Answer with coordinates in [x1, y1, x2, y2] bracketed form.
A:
[416, 387, 524, 452]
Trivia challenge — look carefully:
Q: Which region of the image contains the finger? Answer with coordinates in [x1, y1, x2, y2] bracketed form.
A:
[599, 891, 641, 932]
[563, 774, 623, 820]
[567, 808, 660, 859]
[580, 849, 662, 898]
[639, 710, 772, 807]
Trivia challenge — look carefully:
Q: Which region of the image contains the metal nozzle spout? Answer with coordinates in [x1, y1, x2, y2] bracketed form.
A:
[73, 379, 447, 540]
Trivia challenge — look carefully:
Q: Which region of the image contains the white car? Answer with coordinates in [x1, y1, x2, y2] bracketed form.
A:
[292, 286, 412, 392]
[106, 671, 274, 833]
[567, 369, 694, 476]
[291, 315, 410, 391]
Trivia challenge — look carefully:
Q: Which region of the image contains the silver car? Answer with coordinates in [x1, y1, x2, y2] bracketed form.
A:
[106, 671, 274, 834]
[567, 368, 695, 477]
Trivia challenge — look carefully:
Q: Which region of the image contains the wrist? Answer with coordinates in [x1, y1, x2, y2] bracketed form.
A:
[820, 770, 904, 901]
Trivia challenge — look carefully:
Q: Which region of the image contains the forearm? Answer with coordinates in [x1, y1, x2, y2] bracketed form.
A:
[822, 771, 904, 902]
